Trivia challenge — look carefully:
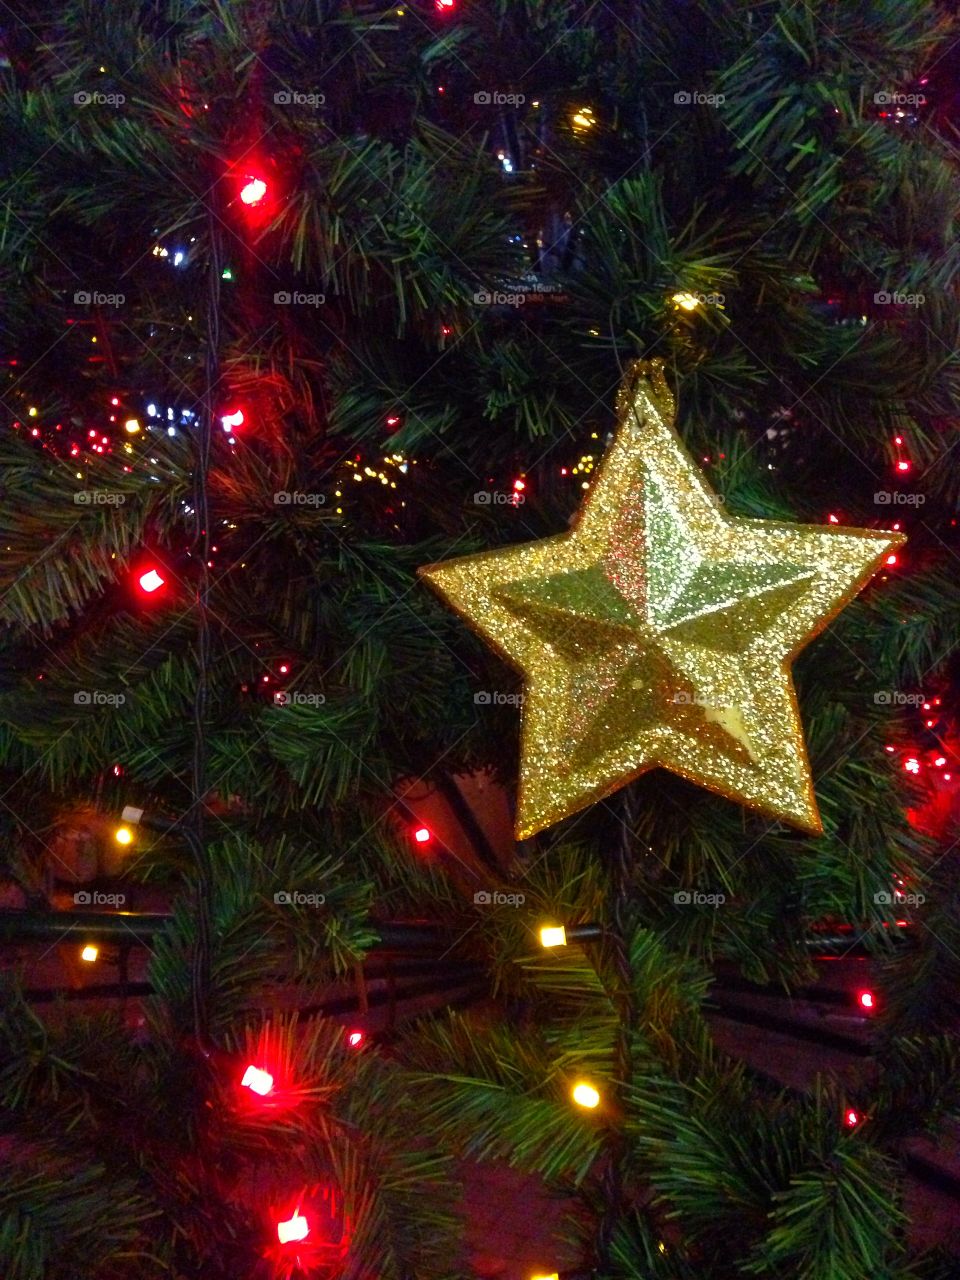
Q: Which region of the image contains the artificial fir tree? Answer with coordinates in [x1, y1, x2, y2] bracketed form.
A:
[1, 1, 960, 1277]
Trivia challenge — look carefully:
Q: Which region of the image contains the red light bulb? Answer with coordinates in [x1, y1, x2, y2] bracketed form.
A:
[139, 569, 165, 594]
[413, 826, 431, 844]
[221, 409, 244, 432]
[857, 990, 875, 1012]
[844, 1108, 860, 1128]
[347, 1030, 364, 1047]
[240, 177, 268, 206]
[277, 1213, 309, 1244]
[885, 554, 898, 567]
[241, 1065, 274, 1096]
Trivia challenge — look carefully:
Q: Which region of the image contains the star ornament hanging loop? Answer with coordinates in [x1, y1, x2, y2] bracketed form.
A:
[420, 361, 904, 839]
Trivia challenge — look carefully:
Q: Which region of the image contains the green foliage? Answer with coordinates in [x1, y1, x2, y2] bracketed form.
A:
[0, 980, 460, 1280]
[1, 0, 959, 1276]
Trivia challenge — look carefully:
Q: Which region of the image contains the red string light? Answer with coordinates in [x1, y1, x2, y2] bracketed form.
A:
[241, 1065, 275, 1096]
[413, 826, 431, 844]
[857, 990, 875, 1012]
[268, 1185, 351, 1270]
[277, 1213, 309, 1244]
[138, 568, 165, 594]
[240, 177, 268, 206]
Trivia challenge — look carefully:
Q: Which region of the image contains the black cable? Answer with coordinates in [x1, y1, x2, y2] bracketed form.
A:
[187, 212, 222, 1046]
[596, 781, 640, 1268]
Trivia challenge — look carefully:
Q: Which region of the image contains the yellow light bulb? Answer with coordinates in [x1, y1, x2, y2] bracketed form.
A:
[671, 291, 700, 311]
[540, 925, 567, 948]
[80, 945, 99, 962]
[572, 1081, 600, 1109]
[114, 826, 133, 846]
[531, 1274, 560, 1280]
[124, 418, 141, 434]
[28, 406, 38, 417]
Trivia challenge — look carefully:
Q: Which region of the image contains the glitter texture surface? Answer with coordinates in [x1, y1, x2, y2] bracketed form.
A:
[420, 360, 904, 839]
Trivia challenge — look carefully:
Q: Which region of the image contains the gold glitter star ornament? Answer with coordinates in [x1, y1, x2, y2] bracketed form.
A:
[420, 361, 904, 839]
